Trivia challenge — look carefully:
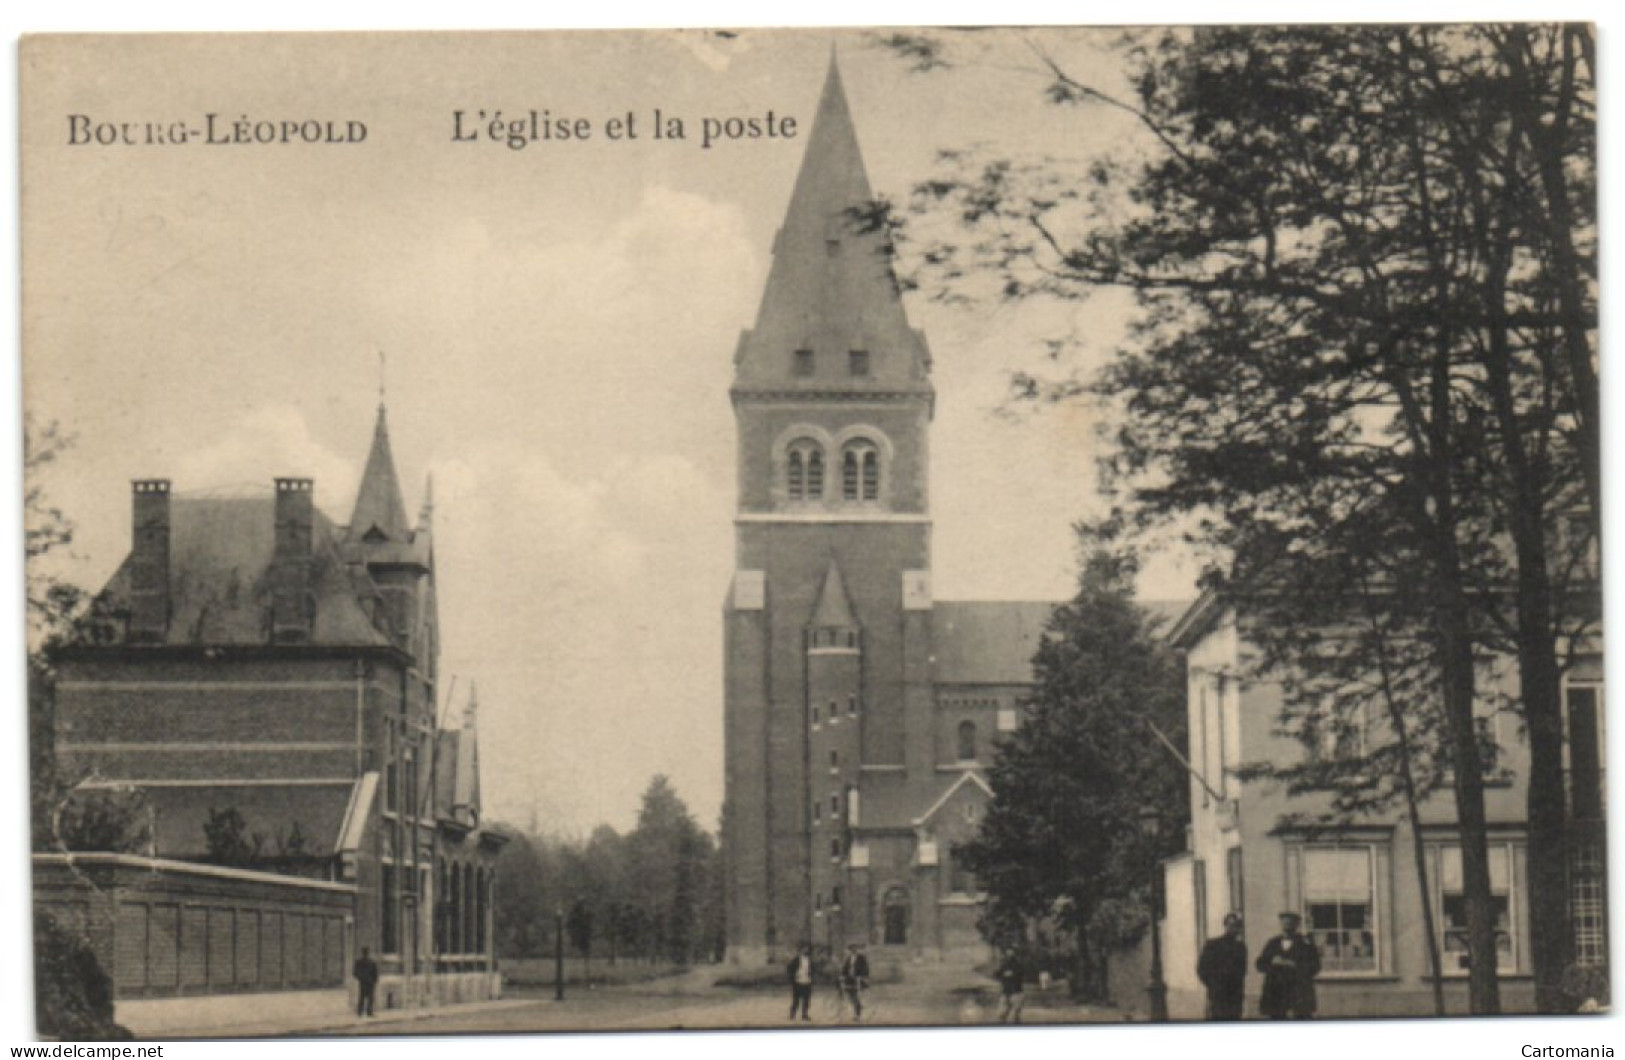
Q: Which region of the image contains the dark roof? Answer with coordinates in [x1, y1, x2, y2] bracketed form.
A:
[99, 495, 391, 647]
[348, 404, 411, 543]
[145, 782, 356, 860]
[733, 55, 932, 397]
[932, 601, 1056, 685]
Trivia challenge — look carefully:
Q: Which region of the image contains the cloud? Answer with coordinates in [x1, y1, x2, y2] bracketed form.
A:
[171, 404, 359, 505]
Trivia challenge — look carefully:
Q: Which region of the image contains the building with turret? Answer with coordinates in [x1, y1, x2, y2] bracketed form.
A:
[722, 58, 1056, 966]
[38, 402, 505, 1030]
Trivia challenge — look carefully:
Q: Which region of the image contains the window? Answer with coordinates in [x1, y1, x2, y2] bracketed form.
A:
[849, 349, 870, 376]
[813, 801, 821, 824]
[381, 863, 399, 954]
[815, 893, 823, 912]
[956, 720, 977, 762]
[786, 440, 823, 501]
[793, 348, 814, 376]
[1565, 683, 1604, 820]
[842, 441, 880, 502]
[1308, 694, 1369, 765]
[849, 694, 859, 716]
[830, 793, 839, 815]
[1227, 846, 1245, 916]
[384, 722, 398, 812]
[1572, 841, 1607, 968]
[830, 838, 841, 860]
[832, 886, 843, 909]
[828, 699, 839, 725]
[1302, 846, 1378, 974]
[829, 750, 839, 773]
[1438, 843, 1516, 973]
[948, 852, 977, 895]
[811, 704, 819, 727]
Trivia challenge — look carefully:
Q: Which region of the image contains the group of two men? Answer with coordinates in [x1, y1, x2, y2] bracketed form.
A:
[787, 941, 871, 1022]
[1199, 911, 1322, 1020]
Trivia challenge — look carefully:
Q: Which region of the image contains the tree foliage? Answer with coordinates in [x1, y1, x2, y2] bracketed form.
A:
[956, 548, 1186, 1000]
[879, 24, 1596, 1013]
[492, 775, 723, 969]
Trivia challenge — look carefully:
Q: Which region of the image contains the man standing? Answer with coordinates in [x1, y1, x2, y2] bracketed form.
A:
[996, 948, 1026, 1024]
[352, 947, 379, 1017]
[1197, 913, 1248, 1020]
[1256, 911, 1320, 1019]
[838, 942, 870, 1022]
[786, 943, 815, 1022]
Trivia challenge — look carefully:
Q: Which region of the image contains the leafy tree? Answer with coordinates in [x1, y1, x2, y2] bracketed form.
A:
[956, 548, 1186, 1001]
[876, 25, 1596, 1013]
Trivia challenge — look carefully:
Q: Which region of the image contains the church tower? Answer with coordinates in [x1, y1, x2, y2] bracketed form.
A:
[724, 55, 936, 963]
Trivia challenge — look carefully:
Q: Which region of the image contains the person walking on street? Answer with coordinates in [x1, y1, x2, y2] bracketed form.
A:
[996, 948, 1026, 1024]
[1197, 913, 1248, 1020]
[786, 943, 815, 1021]
[1256, 911, 1320, 1019]
[837, 942, 870, 1022]
[352, 947, 379, 1017]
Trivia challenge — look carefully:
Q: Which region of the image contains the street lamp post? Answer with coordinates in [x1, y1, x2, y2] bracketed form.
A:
[554, 904, 565, 1002]
[1139, 806, 1169, 1023]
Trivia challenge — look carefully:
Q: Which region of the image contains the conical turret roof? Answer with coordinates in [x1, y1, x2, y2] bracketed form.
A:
[349, 404, 410, 542]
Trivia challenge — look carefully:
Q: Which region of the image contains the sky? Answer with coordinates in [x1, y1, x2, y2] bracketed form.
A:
[22, 28, 1194, 836]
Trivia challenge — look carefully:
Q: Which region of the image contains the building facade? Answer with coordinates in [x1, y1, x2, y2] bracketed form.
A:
[47, 404, 505, 1014]
[1157, 588, 1606, 1017]
[722, 58, 1054, 966]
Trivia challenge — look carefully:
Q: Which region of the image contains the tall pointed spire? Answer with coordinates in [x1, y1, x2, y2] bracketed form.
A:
[733, 53, 933, 396]
[348, 402, 410, 542]
[809, 557, 859, 630]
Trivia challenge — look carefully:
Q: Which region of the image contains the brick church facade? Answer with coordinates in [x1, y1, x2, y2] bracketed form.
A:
[46, 404, 505, 1015]
[722, 59, 1053, 965]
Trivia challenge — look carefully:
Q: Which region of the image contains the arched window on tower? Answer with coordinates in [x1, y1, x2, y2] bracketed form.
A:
[957, 720, 977, 762]
[786, 440, 824, 502]
[842, 440, 880, 502]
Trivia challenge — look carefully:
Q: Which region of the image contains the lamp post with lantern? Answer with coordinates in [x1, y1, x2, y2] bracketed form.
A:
[1139, 805, 1170, 1022]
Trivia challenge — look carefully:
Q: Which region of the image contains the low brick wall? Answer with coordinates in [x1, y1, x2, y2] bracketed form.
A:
[34, 853, 356, 1000]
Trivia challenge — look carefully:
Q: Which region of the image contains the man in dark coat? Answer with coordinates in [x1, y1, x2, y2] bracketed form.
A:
[837, 942, 871, 1021]
[1256, 911, 1320, 1019]
[1197, 913, 1248, 1020]
[786, 943, 815, 1021]
[995, 948, 1026, 1024]
[352, 947, 379, 1017]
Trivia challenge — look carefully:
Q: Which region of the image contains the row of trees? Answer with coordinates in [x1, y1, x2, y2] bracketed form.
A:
[493, 775, 725, 969]
[881, 25, 1597, 1013]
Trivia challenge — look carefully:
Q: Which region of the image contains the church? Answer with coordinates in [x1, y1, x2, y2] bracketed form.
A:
[40, 402, 505, 1028]
[722, 58, 1055, 966]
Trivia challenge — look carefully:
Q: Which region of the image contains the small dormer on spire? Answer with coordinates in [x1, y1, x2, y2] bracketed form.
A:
[349, 403, 411, 544]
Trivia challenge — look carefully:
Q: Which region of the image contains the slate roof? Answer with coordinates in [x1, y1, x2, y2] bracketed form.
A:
[931, 601, 1056, 685]
[733, 55, 932, 396]
[98, 494, 391, 647]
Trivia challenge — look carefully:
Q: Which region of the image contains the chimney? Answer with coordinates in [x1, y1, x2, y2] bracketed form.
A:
[128, 480, 171, 642]
[269, 478, 315, 643]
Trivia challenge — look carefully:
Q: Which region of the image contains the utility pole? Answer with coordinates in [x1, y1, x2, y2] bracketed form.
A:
[554, 904, 565, 1001]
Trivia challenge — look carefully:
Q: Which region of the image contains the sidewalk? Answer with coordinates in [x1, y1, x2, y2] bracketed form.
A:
[137, 997, 539, 1040]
